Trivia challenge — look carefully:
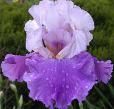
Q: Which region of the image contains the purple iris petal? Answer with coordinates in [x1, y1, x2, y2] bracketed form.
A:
[94, 59, 113, 84]
[1, 53, 35, 82]
[1, 52, 113, 108]
[1, 54, 26, 81]
[23, 52, 113, 109]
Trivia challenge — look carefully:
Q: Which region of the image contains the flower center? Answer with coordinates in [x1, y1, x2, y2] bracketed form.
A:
[44, 41, 65, 57]
[42, 24, 73, 58]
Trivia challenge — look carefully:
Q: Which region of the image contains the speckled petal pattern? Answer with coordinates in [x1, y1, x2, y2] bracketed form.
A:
[23, 52, 113, 108]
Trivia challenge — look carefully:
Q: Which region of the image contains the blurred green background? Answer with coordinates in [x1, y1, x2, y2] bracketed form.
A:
[0, 0, 114, 109]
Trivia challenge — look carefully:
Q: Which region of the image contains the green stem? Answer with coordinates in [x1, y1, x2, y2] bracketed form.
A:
[79, 102, 83, 109]
[0, 91, 3, 109]
[14, 91, 19, 107]
[0, 99, 2, 109]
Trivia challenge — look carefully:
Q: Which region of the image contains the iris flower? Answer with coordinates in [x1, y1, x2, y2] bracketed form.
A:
[1, 0, 113, 109]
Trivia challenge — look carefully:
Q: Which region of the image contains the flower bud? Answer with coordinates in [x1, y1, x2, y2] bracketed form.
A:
[0, 91, 4, 99]
[18, 95, 23, 108]
[10, 84, 17, 93]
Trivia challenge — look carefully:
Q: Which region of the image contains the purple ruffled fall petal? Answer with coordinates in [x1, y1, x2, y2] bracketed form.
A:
[94, 59, 113, 84]
[23, 52, 113, 109]
[1, 51, 113, 109]
[1, 53, 35, 82]
[1, 54, 26, 81]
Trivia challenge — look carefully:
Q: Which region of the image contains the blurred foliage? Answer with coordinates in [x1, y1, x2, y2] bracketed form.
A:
[0, 0, 114, 109]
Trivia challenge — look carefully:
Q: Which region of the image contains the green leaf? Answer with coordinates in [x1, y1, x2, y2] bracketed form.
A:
[85, 100, 100, 109]
[95, 86, 113, 109]
[108, 84, 114, 97]
[17, 95, 23, 109]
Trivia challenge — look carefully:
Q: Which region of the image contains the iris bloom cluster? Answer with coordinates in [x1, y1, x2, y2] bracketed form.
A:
[1, 0, 113, 109]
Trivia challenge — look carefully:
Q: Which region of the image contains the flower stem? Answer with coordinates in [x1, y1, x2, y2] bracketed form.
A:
[79, 102, 83, 109]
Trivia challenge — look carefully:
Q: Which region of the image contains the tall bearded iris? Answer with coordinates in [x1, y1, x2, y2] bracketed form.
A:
[1, 0, 113, 109]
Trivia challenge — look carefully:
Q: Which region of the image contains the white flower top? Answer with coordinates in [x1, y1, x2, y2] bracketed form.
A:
[24, 0, 94, 59]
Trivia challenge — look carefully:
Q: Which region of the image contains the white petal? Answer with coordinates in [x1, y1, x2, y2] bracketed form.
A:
[28, 0, 54, 19]
[24, 20, 53, 58]
[37, 47, 53, 58]
[24, 20, 39, 32]
[25, 20, 43, 52]
[29, 0, 66, 31]
[57, 30, 89, 59]
[28, 0, 55, 27]
[26, 28, 43, 52]
[56, 38, 74, 59]
[84, 32, 93, 45]
[45, 8, 64, 31]
[69, 6, 94, 31]
[56, 0, 74, 22]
